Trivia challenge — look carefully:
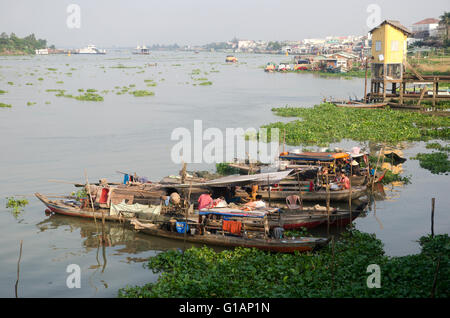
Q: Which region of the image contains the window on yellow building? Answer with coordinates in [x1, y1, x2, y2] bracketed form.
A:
[375, 41, 381, 51]
[391, 40, 399, 52]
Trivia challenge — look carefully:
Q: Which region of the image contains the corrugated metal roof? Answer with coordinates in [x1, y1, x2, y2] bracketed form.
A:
[369, 20, 412, 36]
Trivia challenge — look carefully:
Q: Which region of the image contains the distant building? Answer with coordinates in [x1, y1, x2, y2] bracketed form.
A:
[35, 49, 48, 55]
[411, 18, 439, 38]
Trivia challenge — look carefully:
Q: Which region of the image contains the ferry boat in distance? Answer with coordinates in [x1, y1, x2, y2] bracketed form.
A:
[225, 55, 238, 63]
[132, 45, 150, 55]
[76, 44, 106, 54]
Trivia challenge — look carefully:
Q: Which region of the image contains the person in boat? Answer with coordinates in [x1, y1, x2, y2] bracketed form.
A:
[351, 160, 361, 176]
[244, 195, 266, 209]
[321, 167, 329, 184]
[339, 172, 350, 190]
[198, 190, 213, 211]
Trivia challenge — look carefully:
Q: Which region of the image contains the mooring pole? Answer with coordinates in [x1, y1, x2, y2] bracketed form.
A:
[431, 198, 435, 238]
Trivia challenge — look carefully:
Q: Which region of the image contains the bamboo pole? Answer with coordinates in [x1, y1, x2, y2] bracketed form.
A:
[296, 172, 303, 210]
[364, 57, 368, 102]
[348, 176, 352, 229]
[331, 235, 335, 294]
[15, 240, 23, 298]
[431, 198, 435, 238]
[267, 175, 271, 208]
[326, 174, 330, 236]
[84, 169, 98, 228]
[371, 148, 383, 189]
[430, 256, 441, 298]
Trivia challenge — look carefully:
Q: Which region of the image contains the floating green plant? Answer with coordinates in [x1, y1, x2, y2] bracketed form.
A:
[27, 101, 36, 106]
[47, 68, 57, 71]
[110, 64, 137, 69]
[425, 142, 450, 152]
[412, 152, 449, 175]
[198, 81, 212, 86]
[7, 82, 13, 85]
[0, 89, 7, 94]
[118, 230, 450, 298]
[130, 90, 155, 97]
[56, 81, 63, 84]
[146, 82, 157, 87]
[6, 196, 29, 218]
[0, 102, 12, 108]
[38, 77, 43, 81]
[74, 92, 104, 101]
[262, 103, 450, 146]
[25, 83, 33, 85]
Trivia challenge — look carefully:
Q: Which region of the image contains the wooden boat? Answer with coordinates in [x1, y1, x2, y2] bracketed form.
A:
[35, 193, 193, 223]
[35, 193, 124, 222]
[227, 162, 262, 174]
[350, 175, 367, 186]
[334, 101, 387, 109]
[275, 201, 367, 229]
[270, 210, 363, 229]
[130, 219, 329, 253]
[257, 186, 367, 202]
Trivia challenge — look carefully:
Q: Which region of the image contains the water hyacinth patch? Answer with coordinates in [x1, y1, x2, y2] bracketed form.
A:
[262, 103, 450, 146]
[412, 152, 450, 175]
[0, 102, 12, 108]
[129, 90, 155, 97]
[118, 230, 450, 298]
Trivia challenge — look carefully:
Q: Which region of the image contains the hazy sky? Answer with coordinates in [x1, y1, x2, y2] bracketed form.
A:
[0, 0, 449, 47]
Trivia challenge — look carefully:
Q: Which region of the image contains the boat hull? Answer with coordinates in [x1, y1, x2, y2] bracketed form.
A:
[131, 220, 329, 253]
[258, 186, 367, 202]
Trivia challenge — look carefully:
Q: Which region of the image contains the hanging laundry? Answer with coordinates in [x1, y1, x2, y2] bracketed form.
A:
[222, 220, 242, 235]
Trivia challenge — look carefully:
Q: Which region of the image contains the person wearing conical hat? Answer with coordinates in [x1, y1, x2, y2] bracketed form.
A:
[351, 160, 361, 176]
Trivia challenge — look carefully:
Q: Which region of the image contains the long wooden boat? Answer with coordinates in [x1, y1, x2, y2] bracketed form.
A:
[334, 102, 387, 109]
[35, 193, 193, 223]
[130, 219, 329, 253]
[35, 193, 124, 222]
[257, 186, 367, 202]
[271, 209, 363, 229]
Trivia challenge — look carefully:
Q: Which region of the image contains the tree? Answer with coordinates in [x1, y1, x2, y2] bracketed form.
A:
[439, 11, 450, 42]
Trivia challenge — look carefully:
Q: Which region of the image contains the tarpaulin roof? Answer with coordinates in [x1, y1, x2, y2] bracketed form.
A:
[279, 152, 349, 162]
[169, 169, 293, 188]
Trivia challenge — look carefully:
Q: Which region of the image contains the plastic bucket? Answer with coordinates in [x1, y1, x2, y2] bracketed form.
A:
[176, 222, 189, 234]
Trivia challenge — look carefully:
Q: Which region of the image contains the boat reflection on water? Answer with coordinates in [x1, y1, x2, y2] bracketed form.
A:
[35, 214, 227, 261]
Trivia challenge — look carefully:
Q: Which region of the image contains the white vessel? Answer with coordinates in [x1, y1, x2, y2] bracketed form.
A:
[132, 45, 150, 55]
[76, 44, 106, 54]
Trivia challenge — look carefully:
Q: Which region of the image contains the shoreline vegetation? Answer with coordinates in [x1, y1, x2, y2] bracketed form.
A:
[0, 33, 48, 55]
[118, 229, 449, 298]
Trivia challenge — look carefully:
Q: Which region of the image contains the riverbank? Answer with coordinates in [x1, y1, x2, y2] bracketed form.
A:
[118, 229, 449, 298]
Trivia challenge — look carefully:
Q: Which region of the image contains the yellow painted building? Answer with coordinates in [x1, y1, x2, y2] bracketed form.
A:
[369, 20, 412, 80]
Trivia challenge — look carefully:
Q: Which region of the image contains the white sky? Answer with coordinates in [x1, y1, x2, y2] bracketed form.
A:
[0, 0, 448, 47]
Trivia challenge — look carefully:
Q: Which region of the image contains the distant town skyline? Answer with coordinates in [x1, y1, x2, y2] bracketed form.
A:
[0, 0, 449, 48]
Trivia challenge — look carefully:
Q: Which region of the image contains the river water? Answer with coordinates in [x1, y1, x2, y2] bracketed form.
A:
[0, 51, 448, 297]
